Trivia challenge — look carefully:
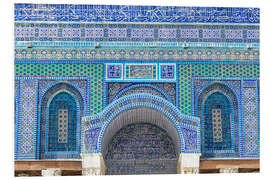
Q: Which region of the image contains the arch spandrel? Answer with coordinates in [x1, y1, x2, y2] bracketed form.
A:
[82, 93, 201, 154]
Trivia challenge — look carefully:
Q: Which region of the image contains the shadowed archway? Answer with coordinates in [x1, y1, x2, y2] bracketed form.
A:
[101, 107, 180, 175]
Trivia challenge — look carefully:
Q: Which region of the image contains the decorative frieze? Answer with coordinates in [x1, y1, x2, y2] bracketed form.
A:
[14, 4, 259, 24]
[14, 22, 259, 43]
[14, 47, 260, 62]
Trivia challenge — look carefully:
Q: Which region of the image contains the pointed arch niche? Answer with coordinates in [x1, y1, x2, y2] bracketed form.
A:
[39, 83, 84, 159]
[196, 83, 239, 158]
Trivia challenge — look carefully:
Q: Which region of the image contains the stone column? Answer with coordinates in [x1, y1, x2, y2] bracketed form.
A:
[219, 167, 239, 173]
[41, 168, 61, 176]
[81, 153, 106, 175]
[177, 153, 201, 174]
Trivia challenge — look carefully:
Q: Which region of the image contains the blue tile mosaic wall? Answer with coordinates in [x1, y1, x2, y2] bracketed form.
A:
[14, 4, 259, 24]
[14, 3, 260, 162]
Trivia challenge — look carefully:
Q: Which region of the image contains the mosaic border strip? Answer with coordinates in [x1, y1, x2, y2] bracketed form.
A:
[14, 22, 259, 43]
[15, 4, 260, 24]
[15, 41, 260, 49]
[242, 80, 259, 157]
[16, 79, 38, 159]
[14, 48, 260, 62]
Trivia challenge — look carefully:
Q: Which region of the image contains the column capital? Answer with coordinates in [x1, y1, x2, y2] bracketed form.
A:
[177, 153, 201, 174]
[81, 153, 106, 175]
[181, 168, 200, 174]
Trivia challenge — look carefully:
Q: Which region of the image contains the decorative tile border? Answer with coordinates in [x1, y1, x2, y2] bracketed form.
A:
[16, 79, 38, 159]
[15, 4, 259, 24]
[159, 64, 176, 80]
[242, 80, 259, 157]
[106, 63, 123, 80]
[14, 22, 259, 43]
[15, 48, 260, 63]
[15, 41, 260, 49]
[14, 48, 260, 62]
[126, 64, 157, 80]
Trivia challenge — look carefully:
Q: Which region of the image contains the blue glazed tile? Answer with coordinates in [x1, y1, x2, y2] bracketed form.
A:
[14, 3, 260, 24]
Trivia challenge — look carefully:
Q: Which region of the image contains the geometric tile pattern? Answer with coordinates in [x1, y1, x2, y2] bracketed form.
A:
[243, 86, 259, 155]
[212, 109, 223, 142]
[14, 4, 259, 24]
[14, 22, 260, 43]
[15, 48, 260, 62]
[58, 109, 68, 143]
[15, 80, 20, 158]
[247, 30, 260, 39]
[18, 79, 37, 158]
[15, 63, 99, 77]
[89, 64, 103, 115]
[203, 29, 221, 39]
[225, 30, 243, 39]
[179, 64, 259, 115]
[160, 65, 175, 79]
[107, 64, 122, 79]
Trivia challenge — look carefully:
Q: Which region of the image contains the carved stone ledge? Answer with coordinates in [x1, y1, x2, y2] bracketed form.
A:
[41, 168, 61, 176]
[17, 173, 29, 177]
[82, 168, 105, 176]
[219, 167, 239, 173]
